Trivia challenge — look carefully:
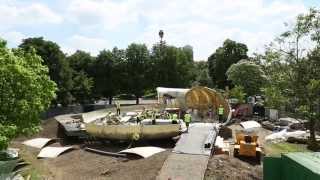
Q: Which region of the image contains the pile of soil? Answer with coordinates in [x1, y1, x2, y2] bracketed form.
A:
[205, 155, 262, 180]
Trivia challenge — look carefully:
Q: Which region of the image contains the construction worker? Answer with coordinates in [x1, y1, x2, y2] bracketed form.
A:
[172, 113, 178, 124]
[152, 111, 156, 125]
[184, 111, 191, 132]
[218, 104, 224, 123]
[116, 101, 121, 116]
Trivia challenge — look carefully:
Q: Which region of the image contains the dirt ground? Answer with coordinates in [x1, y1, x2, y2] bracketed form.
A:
[204, 121, 273, 180]
[10, 103, 173, 180]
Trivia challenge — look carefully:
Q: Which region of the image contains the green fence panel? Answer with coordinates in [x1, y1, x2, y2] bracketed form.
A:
[263, 156, 282, 180]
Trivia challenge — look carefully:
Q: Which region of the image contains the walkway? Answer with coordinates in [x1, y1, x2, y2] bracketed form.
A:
[157, 123, 217, 180]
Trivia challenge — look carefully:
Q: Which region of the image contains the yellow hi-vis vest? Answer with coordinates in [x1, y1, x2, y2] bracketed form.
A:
[184, 113, 191, 123]
[172, 114, 178, 122]
[218, 107, 224, 115]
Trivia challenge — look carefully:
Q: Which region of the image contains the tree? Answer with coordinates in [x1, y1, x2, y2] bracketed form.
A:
[150, 43, 194, 88]
[93, 49, 119, 104]
[257, 8, 320, 148]
[229, 85, 246, 103]
[226, 60, 267, 96]
[19, 37, 73, 106]
[125, 43, 150, 104]
[67, 50, 94, 104]
[208, 39, 248, 89]
[0, 40, 56, 149]
[192, 61, 213, 87]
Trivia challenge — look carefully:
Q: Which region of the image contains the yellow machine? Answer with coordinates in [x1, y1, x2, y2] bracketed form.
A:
[233, 132, 261, 161]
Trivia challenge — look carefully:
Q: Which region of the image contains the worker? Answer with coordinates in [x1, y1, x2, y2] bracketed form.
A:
[184, 111, 191, 132]
[136, 114, 141, 124]
[152, 111, 156, 125]
[116, 101, 121, 116]
[172, 113, 178, 124]
[218, 104, 224, 123]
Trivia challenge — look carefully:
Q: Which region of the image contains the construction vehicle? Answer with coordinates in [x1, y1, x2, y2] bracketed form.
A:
[233, 132, 261, 162]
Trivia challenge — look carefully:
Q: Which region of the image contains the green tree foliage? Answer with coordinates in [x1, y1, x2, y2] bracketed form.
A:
[125, 43, 150, 104]
[151, 43, 194, 88]
[19, 37, 73, 106]
[93, 49, 119, 104]
[258, 8, 320, 146]
[208, 39, 248, 89]
[229, 85, 246, 103]
[226, 60, 267, 95]
[192, 61, 213, 87]
[0, 40, 56, 149]
[67, 50, 94, 104]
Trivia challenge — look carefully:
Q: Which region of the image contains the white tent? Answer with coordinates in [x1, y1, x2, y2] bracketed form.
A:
[156, 87, 189, 109]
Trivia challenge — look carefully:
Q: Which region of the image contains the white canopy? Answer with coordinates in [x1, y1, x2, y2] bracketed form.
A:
[156, 87, 189, 98]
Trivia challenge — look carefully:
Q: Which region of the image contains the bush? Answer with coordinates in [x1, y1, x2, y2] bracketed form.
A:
[0, 40, 56, 149]
[229, 85, 246, 103]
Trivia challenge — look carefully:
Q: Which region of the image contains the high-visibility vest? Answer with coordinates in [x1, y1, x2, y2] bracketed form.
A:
[218, 107, 224, 115]
[116, 102, 120, 109]
[172, 114, 178, 122]
[184, 113, 191, 123]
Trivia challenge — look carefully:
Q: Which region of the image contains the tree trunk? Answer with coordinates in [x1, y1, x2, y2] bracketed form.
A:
[310, 118, 316, 142]
[108, 96, 113, 105]
[136, 97, 140, 105]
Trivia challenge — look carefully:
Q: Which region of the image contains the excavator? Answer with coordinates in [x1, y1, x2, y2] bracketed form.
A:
[233, 132, 262, 162]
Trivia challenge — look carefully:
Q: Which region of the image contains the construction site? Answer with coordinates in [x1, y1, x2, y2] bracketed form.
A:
[1, 3, 320, 179]
[4, 86, 319, 180]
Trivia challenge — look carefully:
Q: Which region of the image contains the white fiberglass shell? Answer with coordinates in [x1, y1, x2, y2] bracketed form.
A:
[37, 146, 74, 158]
[119, 146, 165, 158]
[23, 138, 54, 149]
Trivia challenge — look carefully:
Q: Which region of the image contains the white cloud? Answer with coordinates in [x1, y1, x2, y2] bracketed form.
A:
[134, 0, 307, 59]
[0, 31, 26, 46]
[0, 2, 62, 29]
[66, 0, 140, 30]
[62, 35, 109, 56]
[0, 0, 312, 60]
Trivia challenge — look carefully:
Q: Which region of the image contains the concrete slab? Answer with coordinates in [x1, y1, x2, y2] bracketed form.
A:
[173, 123, 215, 155]
[157, 153, 209, 180]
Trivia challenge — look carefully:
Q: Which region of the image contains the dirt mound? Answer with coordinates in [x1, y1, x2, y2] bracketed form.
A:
[205, 155, 262, 180]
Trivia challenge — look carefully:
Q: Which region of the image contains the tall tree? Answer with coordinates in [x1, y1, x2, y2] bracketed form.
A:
[19, 37, 73, 106]
[0, 40, 56, 149]
[192, 61, 213, 87]
[151, 43, 194, 88]
[226, 60, 267, 96]
[93, 49, 118, 104]
[208, 39, 248, 89]
[125, 43, 150, 104]
[258, 8, 320, 148]
[67, 50, 94, 104]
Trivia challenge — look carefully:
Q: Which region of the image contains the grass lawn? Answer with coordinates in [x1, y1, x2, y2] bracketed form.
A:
[264, 142, 310, 156]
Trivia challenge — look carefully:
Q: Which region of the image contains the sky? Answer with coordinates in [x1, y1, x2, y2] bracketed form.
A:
[0, 0, 319, 60]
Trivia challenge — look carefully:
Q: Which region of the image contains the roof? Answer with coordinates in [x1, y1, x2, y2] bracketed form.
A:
[284, 152, 320, 174]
